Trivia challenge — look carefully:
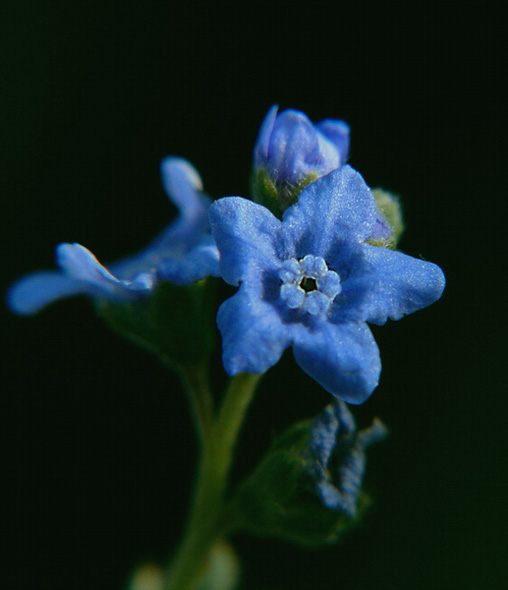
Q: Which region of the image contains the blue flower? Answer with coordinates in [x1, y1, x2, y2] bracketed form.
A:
[306, 400, 387, 517]
[8, 158, 220, 315]
[254, 105, 350, 188]
[209, 165, 445, 403]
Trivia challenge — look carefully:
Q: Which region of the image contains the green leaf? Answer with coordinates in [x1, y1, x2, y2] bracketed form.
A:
[151, 279, 217, 366]
[97, 278, 217, 367]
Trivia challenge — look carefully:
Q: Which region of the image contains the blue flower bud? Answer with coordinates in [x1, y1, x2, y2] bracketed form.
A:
[229, 401, 386, 546]
[306, 400, 387, 517]
[252, 105, 350, 212]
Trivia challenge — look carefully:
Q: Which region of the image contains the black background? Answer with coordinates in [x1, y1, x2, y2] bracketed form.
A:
[2, 1, 506, 589]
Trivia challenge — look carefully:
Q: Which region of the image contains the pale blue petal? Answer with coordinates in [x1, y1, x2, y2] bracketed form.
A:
[267, 110, 340, 185]
[57, 243, 152, 298]
[57, 243, 123, 290]
[147, 158, 211, 249]
[337, 245, 446, 325]
[108, 158, 214, 282]
[281, 166, 377, 258]
[316, 119, 350, 165]
[160, 157, 208, 218]
[209, 197, 281, 285]
[293, 321, 381, 404]
[217, 286, 291, 375]
[157, 236, 220, 285]
[7, 271, 87, 315]
[253, 105, 278, 168]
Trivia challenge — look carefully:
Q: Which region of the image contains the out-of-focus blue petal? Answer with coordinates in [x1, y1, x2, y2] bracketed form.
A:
[281, 166, 377, 258]
[209, 197, 281, 285]
[9, 157, 220, 315]
[57, 243, 124, 291]
[338, 245, 446, 326]
[57, 243, 154, 297]
[307, 404, 339, 467]
[306, 401, 386, 516]
[148, 158, 211, 249]
[91, 157, 216, 286]
[293, 321, 381, 404]
[157, 236, 220, 285]
[253, 105, 278, 169]
[357, 418, 389, 447]
[160, 157, 206, 217]
[315, 119, 350, 165]
[217, 286, 291, 375]
[112, 158, 213, 283]
[7, 271, 87, 315]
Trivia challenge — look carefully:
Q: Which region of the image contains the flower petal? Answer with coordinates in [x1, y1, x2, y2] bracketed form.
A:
[338, 245, 446, 325]
[253, 105, 278, 168]
[293, 321, 381, 404]
[149, 158, 211, 248]
[111, 158, 213, 283]
[315, 119, 350, 165]
[57, 243, 152, 298]
[7, 271, 87, 315]
[267, 110, 340, 185]
[217, 286, 291, 375]
[308, 404, 340, 467]
[157, 236, 220, 285]
[209, 197, 281, 285]
[160, 157, 205, 217]
[281, 166, 377, 258]
[57, 243, 121, 288]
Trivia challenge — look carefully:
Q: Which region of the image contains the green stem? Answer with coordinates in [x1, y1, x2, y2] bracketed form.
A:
[163, 373, 262, 590]
[178, 363, 215, 445]
[160, 356, 215, 446]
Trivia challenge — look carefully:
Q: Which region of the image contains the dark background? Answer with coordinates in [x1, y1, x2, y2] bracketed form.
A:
[2, 1, 506, 589]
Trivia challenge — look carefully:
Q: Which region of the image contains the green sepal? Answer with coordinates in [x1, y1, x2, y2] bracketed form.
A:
[229, 420, 369, 548]
[368, 188, 404, 249]
[250, 167, 318, 218]
[250, 168, 280, 216]
[96, 278, 217, 367]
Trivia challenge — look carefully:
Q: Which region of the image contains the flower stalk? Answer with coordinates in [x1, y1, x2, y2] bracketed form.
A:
[163, 373, 261, 590]
[177, 363, 215, 445]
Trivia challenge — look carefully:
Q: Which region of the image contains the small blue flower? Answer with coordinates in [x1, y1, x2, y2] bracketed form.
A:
[8, 158, 220, 315]
[306, 400, 387, 517]
[209, 165, 445, 403]
[254, 105, 350, 188]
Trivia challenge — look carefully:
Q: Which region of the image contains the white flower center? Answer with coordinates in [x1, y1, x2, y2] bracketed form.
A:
[278, 255, 341, 315]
